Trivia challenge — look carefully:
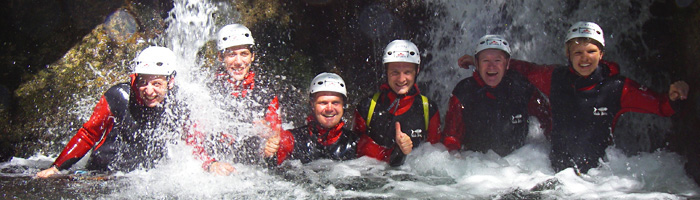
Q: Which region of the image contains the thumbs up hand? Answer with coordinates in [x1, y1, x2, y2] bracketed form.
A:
[264, 133, 281, 158]
[395, 122, 413, 155]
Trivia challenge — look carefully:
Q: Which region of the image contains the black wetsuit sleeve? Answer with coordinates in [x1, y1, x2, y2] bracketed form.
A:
[388, 145, 406, 167]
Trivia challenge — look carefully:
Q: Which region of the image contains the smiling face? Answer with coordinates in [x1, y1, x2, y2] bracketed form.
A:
[136, 75, 171, 107]
[311, 91, 344, 129]
[386, 62, 418, 95]
[218, 45, 254, 81]
[567, 39, 604, 77]
[475, 49, 510, 87]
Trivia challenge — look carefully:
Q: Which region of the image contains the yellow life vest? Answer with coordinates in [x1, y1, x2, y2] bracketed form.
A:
[365, 92, 429, 130]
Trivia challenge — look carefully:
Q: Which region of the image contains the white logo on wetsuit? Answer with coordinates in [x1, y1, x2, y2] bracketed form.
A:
[410, 129, 422, 138]
[593, 107, 608, 116]
[511, 114, 523, 124]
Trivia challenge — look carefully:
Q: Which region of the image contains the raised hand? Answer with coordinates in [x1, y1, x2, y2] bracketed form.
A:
[458, 54, 475, 69]
[669, 81, 689, 101]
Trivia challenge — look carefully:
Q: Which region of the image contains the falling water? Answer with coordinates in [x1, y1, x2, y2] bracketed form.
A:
[1, 0, 699, 199]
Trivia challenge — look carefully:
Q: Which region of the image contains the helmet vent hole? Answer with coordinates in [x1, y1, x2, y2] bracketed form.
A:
[245, 33, 250, 37]
[387, 51, 392, 55]
[479, 41, 485, 44]
[222, 37, 228, 41]
[340, 83, 344, 87]
[156, 62, 164, 66]
[409, 51, 415, 55]
[572, 28, 578, 32]
[317, 81, 323, 85]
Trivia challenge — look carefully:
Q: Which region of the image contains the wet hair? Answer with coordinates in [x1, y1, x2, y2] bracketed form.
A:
[135, 73, 174, 82]
[246, 44, 256, 52]
[383, 63, 420, 75]
[475, 49, 511, 62]
[218, 45, 256, 58]
[217, 45, 256, 72]
[309, 92, 346, 105]
[565, 37, 604, 56]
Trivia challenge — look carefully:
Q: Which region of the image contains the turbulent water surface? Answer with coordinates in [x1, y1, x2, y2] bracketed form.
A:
[2, 140, 699, 199]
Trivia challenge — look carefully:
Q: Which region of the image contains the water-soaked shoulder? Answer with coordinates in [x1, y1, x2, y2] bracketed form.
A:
[452, 77, 477, 94]
[104, 83, 131, 104]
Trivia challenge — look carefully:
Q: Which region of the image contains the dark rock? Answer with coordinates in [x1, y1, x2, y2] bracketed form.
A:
[530, 178, 561, 191]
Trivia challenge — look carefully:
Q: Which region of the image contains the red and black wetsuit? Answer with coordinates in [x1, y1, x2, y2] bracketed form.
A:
[268, 116, 358, 165]
[210, 71, 281, 124]
[442, 70, 551, 156]
[51, 78, 184, 172]
[192, 71, 282, 166]
[353, 84, 440, 167]
[510, 59, 677, 173]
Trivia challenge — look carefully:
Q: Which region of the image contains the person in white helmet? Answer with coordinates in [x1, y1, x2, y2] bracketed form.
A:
[262, 73, 357, 165]
[213, 23, 259, 96]
[213, 23, 282, 143]
[188, 24, 288, 173]
[353, 40, 441, 167]
[442, 35, 551, 156]
[36, 46, 186, 178]
[457, 21, 689, 174]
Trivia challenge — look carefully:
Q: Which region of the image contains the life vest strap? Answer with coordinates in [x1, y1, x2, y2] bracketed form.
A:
[365, 92, 429, 130]
[366, 92, 381, 127]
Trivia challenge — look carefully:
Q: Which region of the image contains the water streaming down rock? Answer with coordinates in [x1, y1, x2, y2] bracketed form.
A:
[2, 0, 700, 198]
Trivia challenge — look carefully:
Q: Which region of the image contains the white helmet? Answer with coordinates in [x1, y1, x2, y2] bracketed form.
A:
[382, 40, 420, 65]
[565, 21, 605, 46]
[132, 46, 177, 76]
[475, 35, 511, 56]
[217, 24, 255, 50]
[309, 72, 347, 98]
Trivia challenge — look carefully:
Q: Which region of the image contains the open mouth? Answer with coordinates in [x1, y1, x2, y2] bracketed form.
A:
[321, 114, 336, 118]
[319, 113, 338, 122]
[485, 71, 498, 77]
[395, 83, 409, 88]
[142, 94, 159, 102]
[229, 67, 245, 75]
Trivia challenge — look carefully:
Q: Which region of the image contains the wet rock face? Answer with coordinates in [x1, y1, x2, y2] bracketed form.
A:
[0, 85, 12, 162]
[0, 0, 122, 161]
[666, 0, 700, 187]
[634, 0, 700, 185]
[0, 0, 122, 90]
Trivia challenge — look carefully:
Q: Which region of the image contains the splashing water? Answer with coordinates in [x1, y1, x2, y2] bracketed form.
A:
[2, 0, 699, 199]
